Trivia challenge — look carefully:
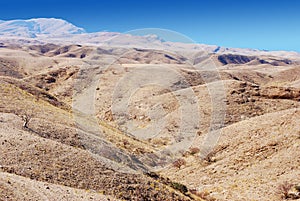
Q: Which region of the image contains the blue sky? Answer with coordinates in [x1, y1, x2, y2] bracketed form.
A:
[0, 0, 300, 52]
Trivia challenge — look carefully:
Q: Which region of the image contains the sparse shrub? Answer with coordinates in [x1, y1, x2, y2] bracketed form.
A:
[172, 158, 186, 169]
[203, 152, 216, 163]
[189, 188, 197, 194]
[150, 137, 169, 146]
[146, 171, 160, 180]
[277, 181, 293, 199]
[202, 146, 224, 163]
[122, 139, 129, 146]
[171, 182, 188, 194]
[189, 147, 200, 155]
[295, 184, 300, 192]
[182, 151, 189, 157]
[193, 190, 216, 201]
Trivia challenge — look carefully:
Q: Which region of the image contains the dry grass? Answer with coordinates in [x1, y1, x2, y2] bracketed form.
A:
[277, 181, 294, 199]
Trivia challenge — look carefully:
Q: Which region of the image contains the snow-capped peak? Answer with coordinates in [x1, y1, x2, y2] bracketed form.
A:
[0, 18, 85, 38]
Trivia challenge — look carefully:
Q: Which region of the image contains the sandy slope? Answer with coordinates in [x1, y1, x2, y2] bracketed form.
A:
[0, 172, 117, 201]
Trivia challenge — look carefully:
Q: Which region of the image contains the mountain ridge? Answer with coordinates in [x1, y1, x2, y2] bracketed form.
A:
[0, 18, 85, 38]
[0, 18, 299, 59]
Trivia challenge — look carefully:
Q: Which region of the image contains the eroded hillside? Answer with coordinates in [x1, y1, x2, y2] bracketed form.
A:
[0, 42, 300, 201]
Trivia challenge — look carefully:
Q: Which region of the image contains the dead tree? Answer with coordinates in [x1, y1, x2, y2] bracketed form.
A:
[22, 114, 31, 129]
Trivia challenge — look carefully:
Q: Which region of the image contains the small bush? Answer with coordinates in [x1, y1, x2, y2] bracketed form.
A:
[189, 147, 200, 155]
[193, 190, 216, 201]
[171, 182, 188, 194]
[172, 158, 186, 169]
[295, 184, 300, 192]
[203, 151, 217, 163]
[122, 139, 129, 146]
[277, 181, 293, 199]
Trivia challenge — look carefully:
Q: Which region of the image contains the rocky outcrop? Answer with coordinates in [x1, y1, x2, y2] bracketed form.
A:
[260, 86, 300, 101]
[218, 54, 256, 65]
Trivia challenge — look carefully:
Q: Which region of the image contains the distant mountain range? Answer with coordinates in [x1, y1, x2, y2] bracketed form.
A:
[0, 18, 85, 37]
[0, 18, 299, 59]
